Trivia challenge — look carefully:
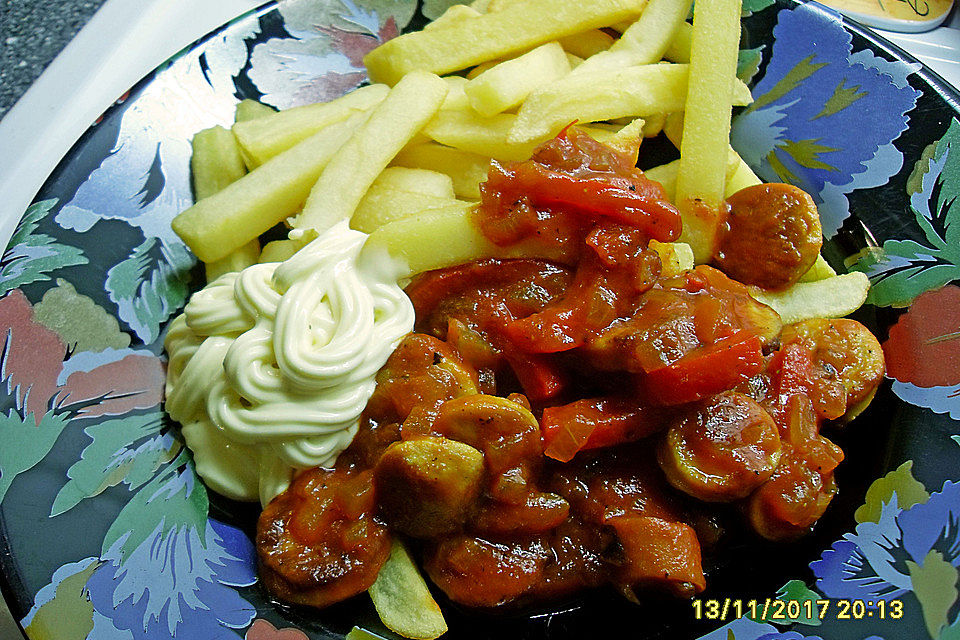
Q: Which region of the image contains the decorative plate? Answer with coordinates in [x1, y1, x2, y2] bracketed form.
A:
[1, 1, 959, 639]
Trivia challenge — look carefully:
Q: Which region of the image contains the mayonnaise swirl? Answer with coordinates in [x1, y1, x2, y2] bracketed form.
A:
[165, 221, 414, 505]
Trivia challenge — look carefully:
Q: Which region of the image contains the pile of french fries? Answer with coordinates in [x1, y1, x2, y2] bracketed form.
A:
[171, 0, 871, 636]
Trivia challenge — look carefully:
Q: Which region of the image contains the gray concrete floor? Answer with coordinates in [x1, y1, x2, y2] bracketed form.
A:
[0, 0, 108, 118]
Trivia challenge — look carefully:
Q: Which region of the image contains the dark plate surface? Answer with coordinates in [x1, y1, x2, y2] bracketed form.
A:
[1, 1, 960, 639]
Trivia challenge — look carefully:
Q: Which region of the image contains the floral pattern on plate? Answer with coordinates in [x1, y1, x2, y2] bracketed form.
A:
[0, 1, 957, 639]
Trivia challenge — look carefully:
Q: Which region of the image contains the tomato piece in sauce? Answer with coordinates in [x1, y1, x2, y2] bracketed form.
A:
[477, 126, 681, 248]
[542, 396, 665, 462]
[639, 331, 765, 406]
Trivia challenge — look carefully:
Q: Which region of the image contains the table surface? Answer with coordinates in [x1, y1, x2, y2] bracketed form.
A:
[0, 1, 957, 639]
[0, 0, 109, 119]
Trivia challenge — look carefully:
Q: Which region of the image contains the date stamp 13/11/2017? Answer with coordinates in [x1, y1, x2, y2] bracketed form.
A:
[691, 597, 905, 623]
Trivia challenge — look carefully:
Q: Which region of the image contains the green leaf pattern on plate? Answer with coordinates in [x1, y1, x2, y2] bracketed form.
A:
[855, 118, 960, 307]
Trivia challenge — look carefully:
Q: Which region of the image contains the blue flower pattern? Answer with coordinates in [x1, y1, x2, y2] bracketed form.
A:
[730, 3, 921, 237]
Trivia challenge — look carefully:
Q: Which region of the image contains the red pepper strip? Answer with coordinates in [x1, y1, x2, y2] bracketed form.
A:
[501, 305, 589, 353]
[506, 162, 682, 242]
[541, 397, 661, 462]
[640, 331, 764, 406]
[504, 353, 567, 402]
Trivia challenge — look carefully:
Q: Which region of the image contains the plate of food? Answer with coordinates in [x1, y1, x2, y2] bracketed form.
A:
[1, 0, 958, 639]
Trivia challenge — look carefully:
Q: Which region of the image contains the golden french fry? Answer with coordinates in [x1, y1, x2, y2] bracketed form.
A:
[558, 29, 616, 58]
[749, 272, 870, 325]
[364, 0, 650, 85]
[509, 63, 752, 144]
[259, 238, 304, 263]
[191, 126, 246, 201]
[674, 0, 743, 263]
[466, 59, 500, 79]
[574, 0, 692, 74]
[440, 75, 471, 110]
[664, 19, 692, 63]
[206, 240, 260, 281]
[295, 71, 449, 233]
[370, 167, 455, 199]
[650, 240, 694, 277]
[663, 112, 760, 198]
[599, 117, 645, 163]
[368, 540, 447, 640]
[725, 153, 762, 195]
[234, 99, 276, 122]
[424, 109, 540, 162]
[799, 254, 837, 282]
[391, 142, 491, 200]
[423, 3, 481, 29]
[566, 52, 585, 68]
[353, 191, 471, 234]
[465, 42, 571, 117]
[362, 204, 565, 278]
[643, 147, 744, 203]
[233, 84, 389, 167]
[350, 175, 473, 233]
[641, 112, 667, 137]
[173, 110, 370, 263]
[189, 125, 262, 279]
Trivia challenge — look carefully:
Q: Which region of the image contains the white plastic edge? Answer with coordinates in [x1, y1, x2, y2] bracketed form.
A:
[0, 0, 265, 255]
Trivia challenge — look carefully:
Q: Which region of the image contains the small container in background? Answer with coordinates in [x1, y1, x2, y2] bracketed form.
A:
[819, 0, 955, 32]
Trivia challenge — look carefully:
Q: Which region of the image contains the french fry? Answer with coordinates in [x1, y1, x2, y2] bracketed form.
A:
[466, 60, 500, 79]
[259, 239, 303, 263]
[664, 20, 692, 63]
[206, 240, 261, 280]
[362, 204, 564, 278]
[558, 29, 616, 58]
[799, 254, 837, 282]
[368, 541, 448, 640]
[353, 196, 473, 234]
[725, 153, 762, 195]
[650, 240, 694, 277]
[464, 42, 571, 117]
[423, 3, 481, 30]
[663, 112, 760, 198]
[295, 71, 449, 233]
[674, 0, 743, 263]
[370, 167, 455, 199]
[363, 0, 650, 85]
[172, 110, 370, 263]
[233, 84, 389, 167]
[424, 109, 540, 162]
[749, 272, 870, 325]
[599, 117, 645, 163]
[573, 0, 692, 74]
[508, 63, 752, 144]
[440, 75, 471, 110]
[643, 148, 744, 202]
[234, 99, 276, 122]
[391, 142, 491, 200]
[191, 126, 247, 201]
[641, 112, 667, 137]
[190, 125, 262, 279]
[566, 52, 585, 68]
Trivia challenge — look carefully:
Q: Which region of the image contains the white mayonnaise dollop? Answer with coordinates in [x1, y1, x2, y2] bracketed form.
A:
[164, 221, 414, 505]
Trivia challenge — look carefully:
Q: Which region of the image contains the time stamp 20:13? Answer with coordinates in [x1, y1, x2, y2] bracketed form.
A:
[691, 598, 905, 622]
